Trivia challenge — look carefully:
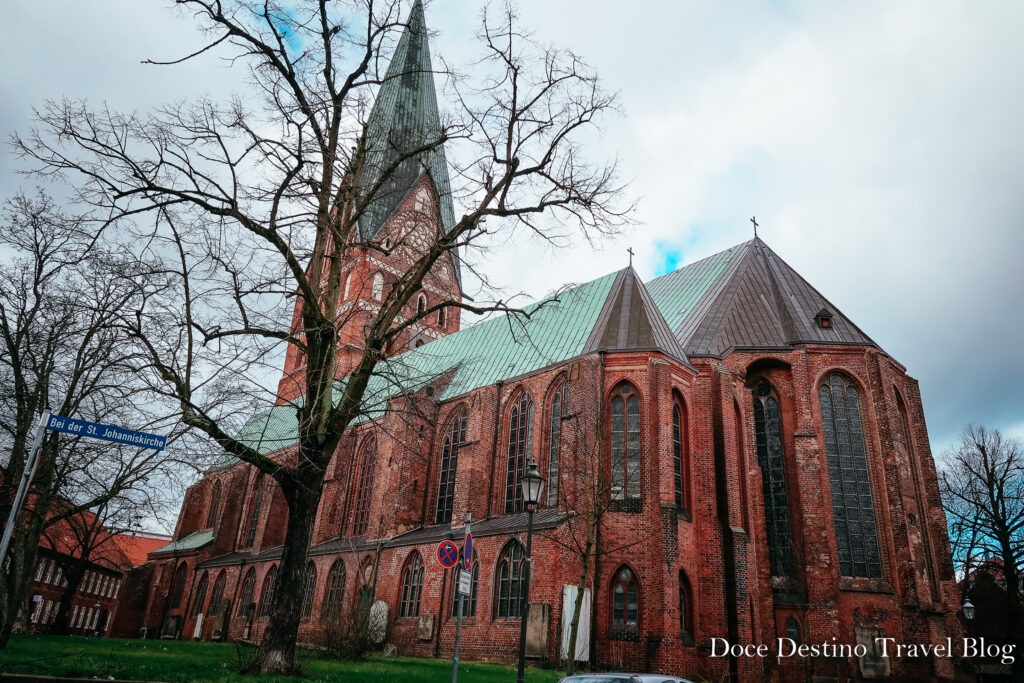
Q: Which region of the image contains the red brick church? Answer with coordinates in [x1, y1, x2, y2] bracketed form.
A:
[136, 2, 963, 680]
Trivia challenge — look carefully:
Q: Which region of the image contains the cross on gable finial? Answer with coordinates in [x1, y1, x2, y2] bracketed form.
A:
[750, 216, 759, 238]
[627, 246, 635, 267]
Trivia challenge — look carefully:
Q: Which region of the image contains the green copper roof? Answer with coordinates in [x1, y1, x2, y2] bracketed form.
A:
[646, 241, 747, 331]
[152, 529, 214, 555]
[356, 0, 458, 281]
[213, 270, 619, 468]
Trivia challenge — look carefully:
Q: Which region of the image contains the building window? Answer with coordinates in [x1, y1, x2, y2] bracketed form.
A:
[206, 482, 221, 529]
[243, 477, 264, 548]
[610, 382, 641, 500]
[300, 562, 317, 621]
[237, 568, 256, 616]
[495, 540, 526, 618]
[343, 273, 352, 300]
[371, 272, 384, 301]
[435, 411, 468, 524]
[786, 616, 800, 643]
[169, 562, 188, 609]
[209, 571, 226, 614]
[437, 306, 446, 328]
[323, 560, 347, 622]
[416, 293, 427, 316]
[819, 373, 882, 578]
[679, 570, 693, 639]
[504, 393, 535, 514]
[752, 381, 795, 577]
[673, 398, 690, 512]
[548, 382, 567, 506]
[258, 566, 277, 619]
[352, 439, 376, 536]
[399, 553, 424, 618]
[611, 566, 639, 627]
[452, 562, 479, 618]
[189, 571, 209, 619]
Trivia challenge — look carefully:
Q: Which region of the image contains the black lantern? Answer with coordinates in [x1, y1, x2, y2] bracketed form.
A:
[520, 460, 545, 507]
[962, 597, 975, 621]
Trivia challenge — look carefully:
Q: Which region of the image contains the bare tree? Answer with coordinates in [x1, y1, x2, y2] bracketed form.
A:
[0, 190, 184, 646]
[939, 424, 1024, 677]
[13, 0, 629, 673]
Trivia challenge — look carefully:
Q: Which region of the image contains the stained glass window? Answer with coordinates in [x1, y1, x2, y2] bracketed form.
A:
[300, 562, 317, 620]
[435, 412, 468, 524]
[752, 383, 795, 577]
[399, 553, 424, 617]
[496, 541, 525, 618]
[673, 401, 689, 511]
[504, 394, 534, 514]
[452, 562, 479, 618]
[611, 566, 638, 626]
[237, 568, 255, 616]
[189, 572, 208, 618]
[610, 383, 641, 500]
[323, 560, 347, 622]
[243, 478, 263, 547]
[352, 440, 376, 536]
[819, 373, 882, 578]
[548, 383, 568, 506]
[169, 562, 188, 609]
[258, 566, 277, 618]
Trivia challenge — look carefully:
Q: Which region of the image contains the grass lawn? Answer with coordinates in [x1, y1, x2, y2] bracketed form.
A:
[0, 635, 565, 682]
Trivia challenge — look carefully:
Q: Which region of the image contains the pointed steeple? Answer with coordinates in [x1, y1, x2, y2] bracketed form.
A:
[583, 266, 688, 362]
[356, 0, 457, 270]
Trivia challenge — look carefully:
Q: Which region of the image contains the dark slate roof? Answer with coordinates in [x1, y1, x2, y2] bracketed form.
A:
[356, 0, 460, 283]
[647, 237, 877, 357]
[583, 266, 688, 364]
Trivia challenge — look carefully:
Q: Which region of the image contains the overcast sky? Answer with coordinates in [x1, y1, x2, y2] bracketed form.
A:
[3, 1, 1022, 460]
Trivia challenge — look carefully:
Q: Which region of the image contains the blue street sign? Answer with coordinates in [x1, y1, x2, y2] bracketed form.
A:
[437, 540, 459, 568]
[45, 414, 167, 451]
[463, 532, 473, 570]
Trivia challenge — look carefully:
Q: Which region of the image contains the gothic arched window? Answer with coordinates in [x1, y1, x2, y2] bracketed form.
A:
[243, 477, 264, 548]
[399, 553, 424, 617]
[352, 439, 376, 536]
[819, 373, 882, 578]
[189, 571, 208, 618]
[679, 569, 694, 639]
[610, 382, 641, 501]
[548, 382, 567, 506]
[416, 293, 427, 316]
[437, 306, 446, 328]
[452, 562, 479, 618]
[611, 565, 639, 627]
[300, 562, 318, 621]
[672, 398, 690, 512]
[206, 482, 221, 529]
[237, 568, 256, 616]
[435, 411, 468, 524]
[169, 562, 188, 609]
[258, 566, 277, 618]
[323, 560, 347, 622]
[208, 571, 226, 614]
[371, 272, 384, 301]
[504, 393, 534, 514]
[495, 540, 526, 618]
[752, 381, 795, 577]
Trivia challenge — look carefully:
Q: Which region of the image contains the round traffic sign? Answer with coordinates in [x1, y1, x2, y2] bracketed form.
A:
[463, 532, 473, 570]
[437, 540, 459, 568]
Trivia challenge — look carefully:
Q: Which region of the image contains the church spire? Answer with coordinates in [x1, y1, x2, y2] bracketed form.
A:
[356, 0, 456, 255]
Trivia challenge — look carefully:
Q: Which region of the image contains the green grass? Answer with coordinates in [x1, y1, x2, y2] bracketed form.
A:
[0, 635, 564, 682]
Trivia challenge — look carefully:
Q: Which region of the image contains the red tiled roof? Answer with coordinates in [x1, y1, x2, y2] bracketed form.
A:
[113, 532, 172, 567]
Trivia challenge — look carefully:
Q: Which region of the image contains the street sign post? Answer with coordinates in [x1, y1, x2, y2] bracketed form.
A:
[0, 411, 168, 569]
[437, 540, 459, 568]
[452, 513, 471, 683]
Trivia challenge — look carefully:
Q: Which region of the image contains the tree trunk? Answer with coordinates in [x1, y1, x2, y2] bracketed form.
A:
[51, 561, 87, 636]
[251, 476, 323, 674]
[565, 531, 595, 676]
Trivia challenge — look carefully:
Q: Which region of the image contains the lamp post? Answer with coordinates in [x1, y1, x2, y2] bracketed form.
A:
[516, 460, 545, 683]
[962, 597, 975, 621]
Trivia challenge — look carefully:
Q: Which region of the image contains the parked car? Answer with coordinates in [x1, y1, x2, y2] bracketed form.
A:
[557, 675, 694, 683]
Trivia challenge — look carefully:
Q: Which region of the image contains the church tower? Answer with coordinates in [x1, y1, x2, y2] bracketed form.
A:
[277, 0, 462, 403]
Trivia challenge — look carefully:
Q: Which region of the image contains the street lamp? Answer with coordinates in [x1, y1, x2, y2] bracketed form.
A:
[516, 460, 545, 683]
[962, 597, 975, 621]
